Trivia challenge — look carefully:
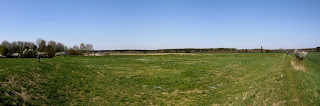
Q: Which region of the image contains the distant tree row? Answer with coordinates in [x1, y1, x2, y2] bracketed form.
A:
[0, 38, 94, 58]
[103, 47, 319, 54]
[68, 43, 94, 55]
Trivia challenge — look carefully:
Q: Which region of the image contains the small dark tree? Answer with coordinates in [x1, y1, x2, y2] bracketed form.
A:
[73, 45, 80, 50]
[68, 48, 83, 55]
[56, 42, 65, 52]
[38, 40, 47, 52]
[80, 43, 86, 51]
[68, 49, 75, 55]
[317, 47, 320, 52]
[0, 46, 8, 56]
[48, 40, 56, 50]
[46, 45, 56, 57]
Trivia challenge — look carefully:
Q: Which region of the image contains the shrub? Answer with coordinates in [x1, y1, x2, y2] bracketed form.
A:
[68, 49, 83, 55]
[0, 46, 8, 56]
[22, 49, 36, 58]
[294, 49, 307, 61]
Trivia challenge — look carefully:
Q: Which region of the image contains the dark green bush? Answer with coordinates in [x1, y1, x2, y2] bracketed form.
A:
[68, 49, 83, 55]
[46, 45, 56, 58]
[0, 46, 8, 56]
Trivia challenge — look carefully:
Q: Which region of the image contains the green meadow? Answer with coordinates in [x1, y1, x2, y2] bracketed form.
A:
[0, 53, 320, 105]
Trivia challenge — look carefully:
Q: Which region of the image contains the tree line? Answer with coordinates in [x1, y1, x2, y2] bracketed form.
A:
[0, 38, 93, 58]
[101, 47, 320, 54]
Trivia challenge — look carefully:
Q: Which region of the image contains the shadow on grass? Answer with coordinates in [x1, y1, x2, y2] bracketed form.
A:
[37, 61, 54, 66]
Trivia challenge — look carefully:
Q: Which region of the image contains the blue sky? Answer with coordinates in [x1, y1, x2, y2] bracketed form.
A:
[0, 0, 319, 50]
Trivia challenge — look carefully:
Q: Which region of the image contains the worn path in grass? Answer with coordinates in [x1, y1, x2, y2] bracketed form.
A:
[0, 53, 319, 105]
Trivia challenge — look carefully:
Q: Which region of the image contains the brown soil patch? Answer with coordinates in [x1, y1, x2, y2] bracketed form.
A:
[290, 61, 306, 71]
[272, 100, 286, 106]
[1, 76, 31, 102]
[85, 65, 94, 68]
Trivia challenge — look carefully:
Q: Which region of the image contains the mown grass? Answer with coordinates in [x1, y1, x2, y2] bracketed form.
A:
[0, 53, 319, 105]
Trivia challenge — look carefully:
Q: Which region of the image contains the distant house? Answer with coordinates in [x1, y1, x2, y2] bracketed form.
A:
[105, 52, 110, 55]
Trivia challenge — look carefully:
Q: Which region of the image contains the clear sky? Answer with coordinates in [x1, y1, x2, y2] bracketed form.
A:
[1, 0, 320, 50]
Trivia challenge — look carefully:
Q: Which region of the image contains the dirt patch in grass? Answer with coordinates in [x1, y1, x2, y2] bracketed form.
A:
[290, 61, 306, 71]
[16, 88, 29, 101]
[0, 71, 52, 105]
[136, 58, 153, 61]
[1, 76, 32, 103]
[272, 100, 286, 106]
[85, 65, 95, 68]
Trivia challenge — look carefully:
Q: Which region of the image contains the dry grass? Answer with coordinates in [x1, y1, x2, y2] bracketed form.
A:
[291, 60, 306, 71]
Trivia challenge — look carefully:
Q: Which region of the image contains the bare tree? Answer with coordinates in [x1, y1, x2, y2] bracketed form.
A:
[56, 42, 65, 52]
[23, 42, 28, 49]
[36, 38, 43, 47]
[18, 41, 24, 49]
[48, 40, 56, 48]
[11, 41, 19, 53]
[85, 44, 93, 50]
[80, 43, 86, 50]
[2, 40, 9, 48]
[23, 42, 34, 49]
[64, 46, 69, 51]
[73, 45, 80, 50]
[38, 40, 47, 52]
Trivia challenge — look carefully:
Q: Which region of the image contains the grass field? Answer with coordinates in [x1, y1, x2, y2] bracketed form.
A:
[0, 53, 320, 105]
